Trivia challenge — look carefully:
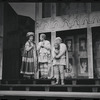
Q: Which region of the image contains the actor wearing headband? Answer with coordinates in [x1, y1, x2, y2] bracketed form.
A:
[20, 32, 38, 79]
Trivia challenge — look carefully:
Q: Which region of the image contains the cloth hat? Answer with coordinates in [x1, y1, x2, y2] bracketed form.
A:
[26, 32, 34, 37]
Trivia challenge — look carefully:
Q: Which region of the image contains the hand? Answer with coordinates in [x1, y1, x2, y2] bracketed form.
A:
[41, 45, 44, 48]
[55, 55, 60, 59]
[41, 43, 44, 48]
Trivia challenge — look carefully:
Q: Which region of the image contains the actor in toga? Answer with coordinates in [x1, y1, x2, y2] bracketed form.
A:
[37, 34, 51, 79]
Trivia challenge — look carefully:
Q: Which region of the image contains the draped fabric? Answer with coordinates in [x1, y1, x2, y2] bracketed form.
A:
[37, 40, 51, 63]
[52, 47, 60, 66]
[20, 41, 38, 75]
[59, 43, 68, 66]
[37, 40, 51, 78]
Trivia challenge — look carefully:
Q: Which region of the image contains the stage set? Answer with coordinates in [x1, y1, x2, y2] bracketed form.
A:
[1, 2, 100, 100]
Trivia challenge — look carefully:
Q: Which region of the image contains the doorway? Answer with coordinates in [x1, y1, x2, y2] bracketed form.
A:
[92, 27, 100, 78]
[56, 28, 88, 78]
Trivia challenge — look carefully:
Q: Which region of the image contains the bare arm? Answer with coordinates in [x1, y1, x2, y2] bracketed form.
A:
[25, 42, 33, 51]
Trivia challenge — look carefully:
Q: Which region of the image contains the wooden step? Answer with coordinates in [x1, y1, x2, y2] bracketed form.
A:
[0, 84, 100, 92]
[0, 79, 100, 92]
[1, 79, 100, 85]
[0, 79, 55, 84]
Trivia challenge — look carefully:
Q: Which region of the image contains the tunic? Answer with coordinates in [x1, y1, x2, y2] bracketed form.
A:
[59, 43, 68, 66]
[37, 40, 51, 63]
[52, 48, 60, 65]
[52, 43, 69, 67]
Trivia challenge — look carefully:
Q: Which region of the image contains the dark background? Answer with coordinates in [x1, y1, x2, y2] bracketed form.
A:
[2, 3, 35, 80]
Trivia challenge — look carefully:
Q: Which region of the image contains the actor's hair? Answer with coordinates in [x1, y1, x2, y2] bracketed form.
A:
[40, 34, 46, 40]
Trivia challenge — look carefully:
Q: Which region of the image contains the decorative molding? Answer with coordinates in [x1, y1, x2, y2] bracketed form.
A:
[36, 11, 100, 33]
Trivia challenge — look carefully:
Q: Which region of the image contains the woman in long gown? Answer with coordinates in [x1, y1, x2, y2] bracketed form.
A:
[20, 32, 38, 79]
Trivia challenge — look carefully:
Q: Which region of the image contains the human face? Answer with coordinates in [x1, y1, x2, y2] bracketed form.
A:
[54, 43, 59, 49]
[29, 36, 33, 42]
[40, 35, 44, 41]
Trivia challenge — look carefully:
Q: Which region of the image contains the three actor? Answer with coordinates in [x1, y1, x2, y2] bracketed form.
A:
[20, 32, 69, 85]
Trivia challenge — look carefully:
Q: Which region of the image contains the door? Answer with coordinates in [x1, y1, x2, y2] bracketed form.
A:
[57, 29, 88, 78]
[92, 27, 100, 78]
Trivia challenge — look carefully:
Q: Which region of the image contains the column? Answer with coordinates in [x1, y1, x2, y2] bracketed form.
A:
[0, 3, 3, 80]
[35, 3, 42, 79]
[35, 3, 42, 44]
[87, 3, 94, 78]
[51, 3, 56, 48]
[50, 3, 56, 78]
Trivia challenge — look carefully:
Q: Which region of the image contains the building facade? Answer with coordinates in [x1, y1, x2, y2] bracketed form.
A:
[35, 3, 100, 79]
